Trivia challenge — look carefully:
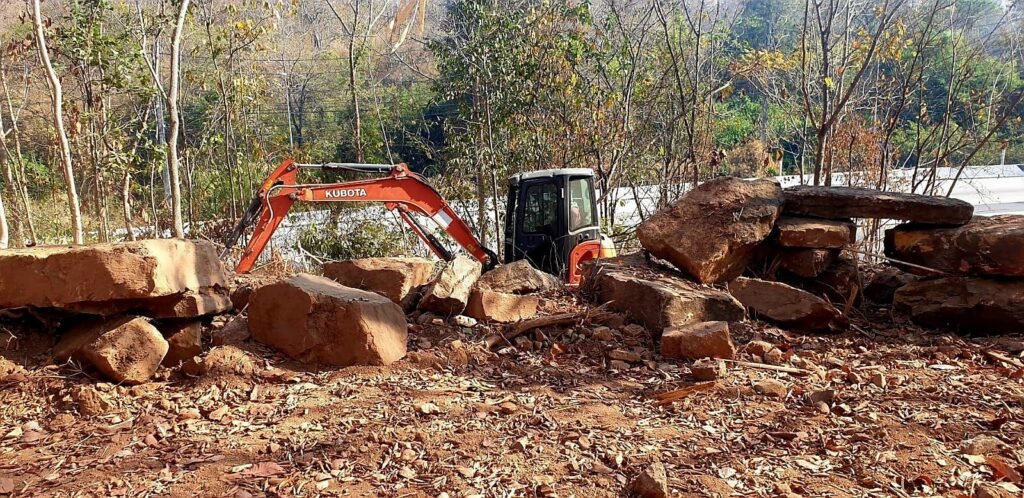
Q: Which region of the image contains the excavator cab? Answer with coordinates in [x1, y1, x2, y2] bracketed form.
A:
[504, 168, 616, 284]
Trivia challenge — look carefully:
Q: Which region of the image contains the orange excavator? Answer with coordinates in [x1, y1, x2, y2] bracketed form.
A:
[224, 160, 616, 284]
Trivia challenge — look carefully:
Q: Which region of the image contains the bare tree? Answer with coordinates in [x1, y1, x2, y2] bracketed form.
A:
[166, 0, 191, 238]
[0, 187, 8, 249]
[32, 0, 84, 244]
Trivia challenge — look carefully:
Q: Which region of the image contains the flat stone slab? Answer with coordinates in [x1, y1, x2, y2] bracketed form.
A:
[582, 256, 745, 332]
[894, 277, 1024, 333]
[323, 257, 435, 304]
[783, 186, 974, 225]
[728, 277, 847, 331]
[884, 215, 1024, 277]
[776, 216, 855, 248]
[0, 239, 229, 310]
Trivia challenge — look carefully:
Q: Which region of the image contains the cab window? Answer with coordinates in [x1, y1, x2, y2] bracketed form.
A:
[568, 176, 596, 231]
[522, 182, 557, 234]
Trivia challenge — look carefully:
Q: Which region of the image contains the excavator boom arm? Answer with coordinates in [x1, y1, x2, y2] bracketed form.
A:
[226, 159, 495, 273]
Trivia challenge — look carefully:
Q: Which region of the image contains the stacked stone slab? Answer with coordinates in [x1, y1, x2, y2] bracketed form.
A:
[464, 260, 561, 323]
[886, 215, 1024, 333]
[0, 239, 234, 384]
[769, 186, 976, 308]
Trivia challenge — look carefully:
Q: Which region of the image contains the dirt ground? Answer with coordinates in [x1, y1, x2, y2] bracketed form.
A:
[1, 296, 1023, 498]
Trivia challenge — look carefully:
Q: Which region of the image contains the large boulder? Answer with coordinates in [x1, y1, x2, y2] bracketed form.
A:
[884, 215, 1024, 277]
[893, 277, 1024, 333]
[249, 274, 407, 366]
[53, 316, 168, 385]
[783, 186, 974, 225]
[0, 239, 228, 310]
[418, 255, 482, 315]
[728, 277, 847, 331]
[775, 216, 855, 248]
[661, 321, 735, 360]
[582, 256, 745, 332]
[636, 177, 784, 284]
[465, 288, 539, 323]
[322, 257, 436, 304]
[475, 260, 561, 294]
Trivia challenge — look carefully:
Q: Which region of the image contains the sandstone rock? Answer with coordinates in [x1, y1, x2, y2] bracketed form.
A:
[975, 485, 1016, 498]
[863, 267, 917, 304]
[0, 356, 23, 381]
[630, 462, 669, 498]
[464, 289, 538, 323]
[783, 185, 974, 224]
[962, 435, 1003, 455]
[323, 257, 436, 304]
[775, 216, 856, 248]
[582, 256, 745, 332]
[884, 215, 1024, 277]
[0, 239, 228, 310]
[774, 248, 837, 278]
[160, 321, 203, 367]
[203, 345, 258, 378]
[661, 321, 735, 360]
[55, 316, 169, 385]
[475, 260, 561, 294]
[249, 274, 408, 366]
[690, 359, 724, 381]
[71, 385, 114, 416]
[753, 379, 788, 398]
[418, 255, 482, 315]
[893, 277, 1024, 333]
[637, 177, 784, 283]
[452, 315, 478, 328]
[728, 277, 846, 331]
[60, 285, 232, 319]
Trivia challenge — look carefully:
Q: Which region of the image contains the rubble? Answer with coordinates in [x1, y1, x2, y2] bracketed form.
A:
[884, 215, 1024, 277]
[728, 277, 846, 331]
[0, 239, 228, 311]
[418, 254, 482, 315]
[783, 185, 974, 224]
[636, 177, 784, 283]
[249, 274, 408, 366]
[464, 288, 539, 323]
[752, 379, 788, 398]
[775, 216, 855, 248]
[893, 277, 1024, 333]
[689, 358, 724, 381]
[322, 256, 436, 304]
[660, 321, 736, 360]
[782, 257, 862, 307]
[583, 256, 745, 331]
[53, 316, 168, 385]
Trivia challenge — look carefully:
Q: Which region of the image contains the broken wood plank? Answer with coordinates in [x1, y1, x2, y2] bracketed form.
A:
[651, 382, 716, 406]
[724, 359, 811, 376]
[505, 305, 613, 340]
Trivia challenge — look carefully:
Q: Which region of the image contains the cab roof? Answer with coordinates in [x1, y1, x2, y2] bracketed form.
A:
[508, 168, 594, 185]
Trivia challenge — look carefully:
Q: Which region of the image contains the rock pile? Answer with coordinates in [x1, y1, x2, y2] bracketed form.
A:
[0, 239, 232, 384]
[886, 215, 1024, 333]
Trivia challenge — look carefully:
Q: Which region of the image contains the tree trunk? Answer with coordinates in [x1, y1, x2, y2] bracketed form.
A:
[166, 0, 191, 238]
[33, 0, 84, 244]
[0, 187, 8, 249]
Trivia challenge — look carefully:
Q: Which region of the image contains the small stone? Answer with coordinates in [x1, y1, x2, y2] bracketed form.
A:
[609, 359, 631, 371]
[763, 348, 784, 366]
[753, 379, 788, 398]
[746, 340, 775, 357]
[452, 315, 477, 328]
[975, 485, 1015, 498]
[498, 401, 518, 414]
[807, 389, 834, 405]
[608, 349, 642, 363]
[689, 359, 723, 381]
[592, 327, 614, 341]
[661, 321, 735, 360]
[630, 462, 669, 498]
[963, 435, 1003, 455]
[72, 385, 113, 417]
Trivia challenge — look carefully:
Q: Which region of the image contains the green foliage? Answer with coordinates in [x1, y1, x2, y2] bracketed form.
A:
[297, 219, 407, 261]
